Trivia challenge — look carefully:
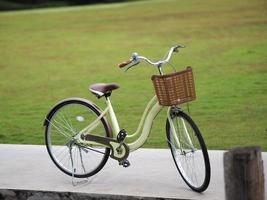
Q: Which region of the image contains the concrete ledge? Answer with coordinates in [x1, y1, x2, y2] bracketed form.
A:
[0, 145, 266, 200]
[0, 189, 189, 200]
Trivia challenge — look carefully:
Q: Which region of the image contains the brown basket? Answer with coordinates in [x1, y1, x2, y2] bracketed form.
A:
[151, 67, 196, 106]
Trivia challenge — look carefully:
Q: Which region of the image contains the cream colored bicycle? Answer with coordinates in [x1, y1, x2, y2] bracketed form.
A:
[44, 45, 210, 192]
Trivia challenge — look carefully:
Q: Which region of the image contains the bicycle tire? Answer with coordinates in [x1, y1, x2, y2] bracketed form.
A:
[166, 108, 210, 192]
[44, 98, 112, 178]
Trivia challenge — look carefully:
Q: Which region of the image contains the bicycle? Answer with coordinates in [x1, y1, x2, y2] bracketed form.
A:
[44, 45, 211, 192]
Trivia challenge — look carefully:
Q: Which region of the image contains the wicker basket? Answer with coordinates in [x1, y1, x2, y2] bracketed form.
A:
[151, 67, 196, 106]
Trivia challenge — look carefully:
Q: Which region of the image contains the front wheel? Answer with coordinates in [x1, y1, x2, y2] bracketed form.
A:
[44, 98, 112, 178]
[166, 107, 210, 192]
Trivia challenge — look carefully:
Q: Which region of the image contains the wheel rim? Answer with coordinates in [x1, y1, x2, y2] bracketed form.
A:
[169, 115, 207, 190]
[46, 102, 109, 177]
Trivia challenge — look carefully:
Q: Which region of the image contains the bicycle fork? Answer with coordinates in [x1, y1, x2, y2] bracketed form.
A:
[167, 107, 195, 155]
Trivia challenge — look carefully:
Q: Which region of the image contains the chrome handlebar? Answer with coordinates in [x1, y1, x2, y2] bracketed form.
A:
[121, 44, 185, 72]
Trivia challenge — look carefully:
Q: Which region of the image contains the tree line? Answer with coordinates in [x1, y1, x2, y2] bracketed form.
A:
[6, 0, 128, 5]
[0, 0, 131, 11]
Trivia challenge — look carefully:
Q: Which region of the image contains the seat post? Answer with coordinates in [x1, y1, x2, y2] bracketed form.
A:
[105, 97, 120, 135]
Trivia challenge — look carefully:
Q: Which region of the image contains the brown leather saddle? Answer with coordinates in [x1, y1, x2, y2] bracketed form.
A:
[89, 83, 119, 98]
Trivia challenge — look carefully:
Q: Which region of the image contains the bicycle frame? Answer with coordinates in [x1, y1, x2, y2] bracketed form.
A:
[75, 95, 163, 152]
[74, 45, 186, 154]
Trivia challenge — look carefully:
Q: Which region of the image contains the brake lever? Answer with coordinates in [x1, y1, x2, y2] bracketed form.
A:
[125, 61, 140, 72]
[173, 44, 186, 52]
[124, 52, 140, 72]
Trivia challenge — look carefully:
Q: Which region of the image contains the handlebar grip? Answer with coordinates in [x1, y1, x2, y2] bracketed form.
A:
[118, 60, 131, 68]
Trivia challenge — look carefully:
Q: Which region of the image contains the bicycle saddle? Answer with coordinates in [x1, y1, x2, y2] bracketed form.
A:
[89, 83, 120, 98]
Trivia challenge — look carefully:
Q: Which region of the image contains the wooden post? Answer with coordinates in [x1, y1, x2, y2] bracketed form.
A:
[224, 146, 264, 200]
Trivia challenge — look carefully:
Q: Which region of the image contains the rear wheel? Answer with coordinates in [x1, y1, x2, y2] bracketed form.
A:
[45, 99, 111, 178]
[166, 107, 210, 192]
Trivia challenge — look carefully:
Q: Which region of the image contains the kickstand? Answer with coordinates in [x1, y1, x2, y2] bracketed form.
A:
[69, 145, 89, 186]
[71, 172, 89, 186]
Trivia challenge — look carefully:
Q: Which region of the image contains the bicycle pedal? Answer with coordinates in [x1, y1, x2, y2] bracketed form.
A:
[117, 129, 127, 142]
[119, 160, 131, 168]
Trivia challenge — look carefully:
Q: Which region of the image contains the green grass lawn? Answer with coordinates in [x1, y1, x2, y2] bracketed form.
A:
[0, 0, 266, 150]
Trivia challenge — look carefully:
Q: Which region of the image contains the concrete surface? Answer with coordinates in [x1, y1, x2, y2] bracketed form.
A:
[0, 144, 266, 200]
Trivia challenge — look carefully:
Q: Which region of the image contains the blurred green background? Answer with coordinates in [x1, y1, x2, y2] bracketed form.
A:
[0, 0, 266, 150]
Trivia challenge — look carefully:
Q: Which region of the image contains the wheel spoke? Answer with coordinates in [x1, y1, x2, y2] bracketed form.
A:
[58, 112, 77, 136]
[46, 118, 73, 139]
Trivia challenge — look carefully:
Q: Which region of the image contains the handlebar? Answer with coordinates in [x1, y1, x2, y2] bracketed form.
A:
[117, 44, 185, 71]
